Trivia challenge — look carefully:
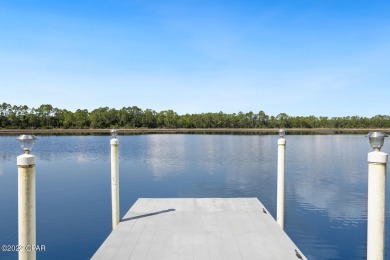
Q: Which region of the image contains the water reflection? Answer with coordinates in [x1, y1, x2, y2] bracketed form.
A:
[144, 135, 187, 178]
[0, 134, 389, 260]
[35, 136, 109, 162]
[287, 135, 369, 223]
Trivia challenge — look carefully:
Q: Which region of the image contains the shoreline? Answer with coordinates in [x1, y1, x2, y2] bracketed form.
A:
[0, 128, 389, 135]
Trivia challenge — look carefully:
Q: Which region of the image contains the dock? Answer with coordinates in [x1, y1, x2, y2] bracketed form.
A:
[92, 198, 306, 260]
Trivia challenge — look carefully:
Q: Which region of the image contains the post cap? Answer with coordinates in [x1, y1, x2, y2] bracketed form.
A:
[368, 151, 388, 164]
[17, 153, 36, 166]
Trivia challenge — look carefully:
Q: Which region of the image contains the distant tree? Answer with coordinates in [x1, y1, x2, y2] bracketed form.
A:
[276, 113, 290, 128]
[143, 109, 157, 128]
[157, 110, 178, 128]
[74, 109, 90, 128]
[1, 102, 390, 129]
[90, 107, 110, 128]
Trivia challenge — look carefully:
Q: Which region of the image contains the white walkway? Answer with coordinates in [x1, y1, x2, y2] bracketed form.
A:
[92, 198, 306, 260]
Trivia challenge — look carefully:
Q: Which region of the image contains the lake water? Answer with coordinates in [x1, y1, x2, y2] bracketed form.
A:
[0, 134, 389, 259]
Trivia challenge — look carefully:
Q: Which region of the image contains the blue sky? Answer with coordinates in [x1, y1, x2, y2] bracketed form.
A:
[0, 1, 389, 117]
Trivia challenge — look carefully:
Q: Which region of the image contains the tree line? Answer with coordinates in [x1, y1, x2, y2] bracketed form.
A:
[1, 102, 390, 129]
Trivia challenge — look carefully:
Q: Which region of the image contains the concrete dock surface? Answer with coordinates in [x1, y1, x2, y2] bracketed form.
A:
[92, 198, 306, 260]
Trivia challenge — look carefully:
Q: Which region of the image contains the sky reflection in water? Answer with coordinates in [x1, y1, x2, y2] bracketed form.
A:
[0, 134, 389, 259]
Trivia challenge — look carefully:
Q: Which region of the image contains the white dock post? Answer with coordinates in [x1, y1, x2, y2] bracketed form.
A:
[366, 132, 388, 260]
[277, 129, 286, 229]
[16, 135, 37, 260]
[110, 129, 120, 230]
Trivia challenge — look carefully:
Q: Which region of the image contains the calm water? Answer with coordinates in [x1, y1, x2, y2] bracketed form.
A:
[0, 134, 389, 259]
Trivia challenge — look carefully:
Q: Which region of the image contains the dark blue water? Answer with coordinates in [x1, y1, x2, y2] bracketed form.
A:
[0, 134, 389, 259]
